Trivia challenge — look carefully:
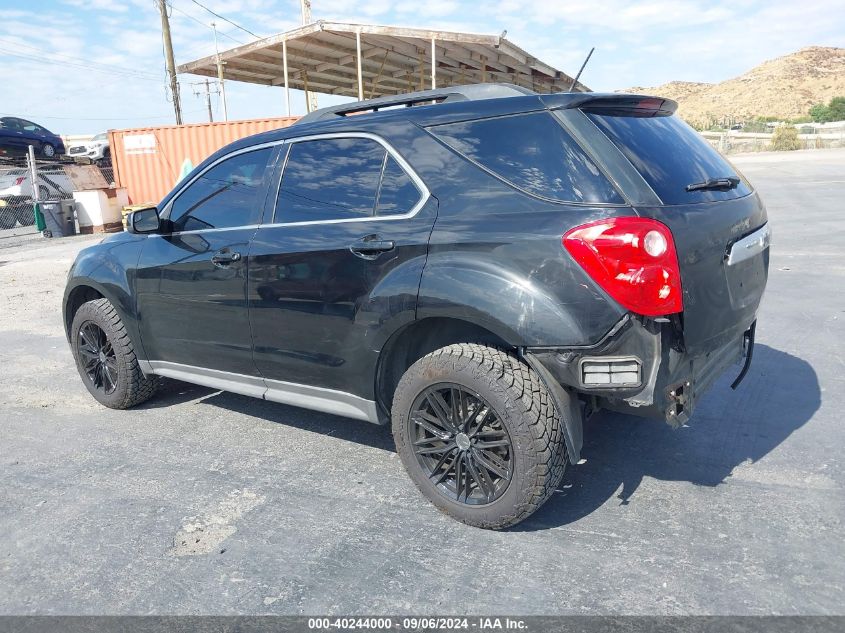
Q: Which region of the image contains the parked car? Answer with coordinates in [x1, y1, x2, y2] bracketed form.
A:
[63, 84, 770, 529]
[0, 117, 65, 158]
[67, 132, 110, 164]
[0, 166, 73, 228]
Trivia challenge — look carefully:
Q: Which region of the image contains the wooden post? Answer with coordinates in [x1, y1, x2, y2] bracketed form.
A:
[431, 37, 436, 89]
[356, 31, 364, 101]
[282, 39, 291, 116]
[418, 49, 424, 91]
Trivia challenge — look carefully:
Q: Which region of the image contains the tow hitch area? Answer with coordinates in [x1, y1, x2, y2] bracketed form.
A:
[666, 379, 692, 425]
[731, 321, 757, 390]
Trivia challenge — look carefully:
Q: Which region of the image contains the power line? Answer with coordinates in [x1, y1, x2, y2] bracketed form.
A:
[186, 0, 262, 40]
[0, 37, 162, 80]
[0, 48, 163, 82]
[167, 2, 247, 47]
[0, 110, 206, 122]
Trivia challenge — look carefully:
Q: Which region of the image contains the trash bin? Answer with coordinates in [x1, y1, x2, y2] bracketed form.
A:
[41, 201, 76, 238]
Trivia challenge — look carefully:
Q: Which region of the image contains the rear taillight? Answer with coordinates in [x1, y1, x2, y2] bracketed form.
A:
[563, 217, 683, 316]
[14, 177, 25, 186]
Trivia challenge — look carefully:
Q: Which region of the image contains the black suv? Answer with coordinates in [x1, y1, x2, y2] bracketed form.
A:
[63, 84, 770, 529]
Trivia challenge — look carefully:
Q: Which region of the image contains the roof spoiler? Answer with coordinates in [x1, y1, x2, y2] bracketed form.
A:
[541, 93, 678, 117]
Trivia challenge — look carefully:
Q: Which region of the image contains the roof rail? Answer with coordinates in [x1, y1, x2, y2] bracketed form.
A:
[296, 83, 535, 125]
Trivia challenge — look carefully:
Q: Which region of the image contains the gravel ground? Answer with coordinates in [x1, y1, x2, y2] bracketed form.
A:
[1, 150, 843, 615]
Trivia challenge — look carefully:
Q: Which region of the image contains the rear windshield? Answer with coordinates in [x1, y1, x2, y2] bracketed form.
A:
[586, 112, 752, 204]
[429, 112, 623, 204]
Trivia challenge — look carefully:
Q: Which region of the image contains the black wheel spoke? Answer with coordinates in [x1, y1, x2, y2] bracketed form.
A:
[474, 439, 511, 449]
[426, 391, 458, 433]
[415, 441, 456, 456]
[464, 454, 492, 501]
[411, 412, 452, 440]
[410, 383, 513, 507]
[76, 321, 117, 395]
[467, 408, 491, 437]
[473, 448, 511, 480]
[431, 449, 459, 486]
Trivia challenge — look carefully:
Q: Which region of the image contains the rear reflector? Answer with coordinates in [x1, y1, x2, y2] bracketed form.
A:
[563, 217, 683, 316]
[581, 357, 642, 387]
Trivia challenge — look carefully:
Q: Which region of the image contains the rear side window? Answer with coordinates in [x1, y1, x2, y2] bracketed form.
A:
[276, 137, 423, 223]
[429, 112, 623, 204]
[586, 112, 752, 204]
[170, 147, 272, 232]
[376, 156, 421, 216]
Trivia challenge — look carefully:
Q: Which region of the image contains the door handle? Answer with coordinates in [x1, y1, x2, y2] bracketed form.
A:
[349, 236, 395, 260]
[211, 249, 242, 267]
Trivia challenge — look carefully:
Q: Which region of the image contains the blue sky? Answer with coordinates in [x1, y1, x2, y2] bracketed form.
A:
[1, 0, 843, 134]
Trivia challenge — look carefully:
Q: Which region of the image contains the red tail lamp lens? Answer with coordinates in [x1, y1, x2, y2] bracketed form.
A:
[563, 217, 683, 316]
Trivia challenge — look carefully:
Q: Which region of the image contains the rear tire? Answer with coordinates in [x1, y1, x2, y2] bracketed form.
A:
[70, 298, 159, 409]
[0, 209, 17, 229]
[392, 343, 567, 529]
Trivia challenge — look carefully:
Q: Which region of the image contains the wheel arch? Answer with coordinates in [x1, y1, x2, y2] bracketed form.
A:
[63, 279, 146, 364]
[375, 316, 511, 419]
[376, 315, 584, 464]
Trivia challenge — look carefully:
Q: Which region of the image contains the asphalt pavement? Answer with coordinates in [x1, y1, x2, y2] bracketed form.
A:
[1, 149, 843, 615]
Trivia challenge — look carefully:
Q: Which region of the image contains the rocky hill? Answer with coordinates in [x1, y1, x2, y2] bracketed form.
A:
[623, 46, 845, 125]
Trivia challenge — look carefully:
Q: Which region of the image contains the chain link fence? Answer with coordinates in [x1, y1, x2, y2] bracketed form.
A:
[0, 155, 114, 236]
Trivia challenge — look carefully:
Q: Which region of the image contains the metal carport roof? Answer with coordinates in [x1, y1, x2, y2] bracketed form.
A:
[177, 21, 588, 115]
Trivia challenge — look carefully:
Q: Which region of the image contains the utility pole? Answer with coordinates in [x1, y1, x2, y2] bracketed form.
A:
[204, 79, 214, 122]
[192, 79, 217, 122]
[212, 22, 229, 121]
[299, 0, 318, 112]
[157, 0, 183, 125]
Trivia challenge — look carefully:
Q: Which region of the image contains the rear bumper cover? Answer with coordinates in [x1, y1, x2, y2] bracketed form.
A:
[526, 315, 752, 426]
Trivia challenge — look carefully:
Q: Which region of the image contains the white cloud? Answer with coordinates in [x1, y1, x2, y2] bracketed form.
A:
[1, 0, 843, 132]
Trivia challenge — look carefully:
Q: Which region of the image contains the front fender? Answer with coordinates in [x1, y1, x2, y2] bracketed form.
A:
[63, 234, 146, 357]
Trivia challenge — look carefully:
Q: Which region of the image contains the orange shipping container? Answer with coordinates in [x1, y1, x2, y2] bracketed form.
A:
[108, 117, 299, 205]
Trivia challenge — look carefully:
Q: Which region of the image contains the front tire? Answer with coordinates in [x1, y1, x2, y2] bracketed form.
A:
[41, 143, 56, 158]
[392, 343, 567, 529]
[70, 298, 159, 409]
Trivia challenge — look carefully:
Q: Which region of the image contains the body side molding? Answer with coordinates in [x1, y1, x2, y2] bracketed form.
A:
[145, 361, 380, 424]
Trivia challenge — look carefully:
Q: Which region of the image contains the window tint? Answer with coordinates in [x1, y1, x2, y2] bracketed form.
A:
[170, 147, 272, 232]
[586, 112, 752, 204]
[430, 112, 623, 204]
[276, 138, 386, 223]
[376, 155, 421, 216]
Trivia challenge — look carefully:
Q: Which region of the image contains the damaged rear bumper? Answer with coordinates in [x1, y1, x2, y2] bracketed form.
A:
[525, 315, 754, 427]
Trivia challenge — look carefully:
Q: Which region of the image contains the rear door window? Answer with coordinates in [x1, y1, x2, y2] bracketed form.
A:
[429, 112, 623, 204]
[586, 112, 752, 204]
[276, 138, 386, 223]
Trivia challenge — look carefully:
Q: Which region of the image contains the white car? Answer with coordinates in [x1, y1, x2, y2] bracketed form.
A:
[0, 167, 72, 200]
[0, 167, 73, 228]
[67, 132, 110, 164]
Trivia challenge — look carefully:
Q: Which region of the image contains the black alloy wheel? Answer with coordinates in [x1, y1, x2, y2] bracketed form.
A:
[76, 321, 118, 394]
[409, 384, 513, 505]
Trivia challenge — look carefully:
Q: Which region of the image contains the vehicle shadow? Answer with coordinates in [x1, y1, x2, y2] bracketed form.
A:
[138, 344, 819, 531]
[191, 387, 396, 452]
[514, 344, 821, 531]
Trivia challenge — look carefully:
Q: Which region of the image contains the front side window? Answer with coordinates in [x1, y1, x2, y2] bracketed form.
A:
[169, 147, 272, 232]
[429, 112, 623, 204]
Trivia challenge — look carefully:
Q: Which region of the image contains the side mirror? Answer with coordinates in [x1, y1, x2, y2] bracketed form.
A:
[127, 207, 160, 234]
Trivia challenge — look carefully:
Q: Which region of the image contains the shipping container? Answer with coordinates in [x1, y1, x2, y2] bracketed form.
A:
[108, 117, 299, 205]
